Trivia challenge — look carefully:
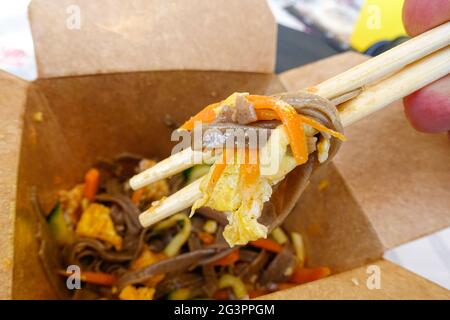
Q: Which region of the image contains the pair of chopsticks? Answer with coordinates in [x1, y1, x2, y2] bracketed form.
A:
[132, 22, 450, 228]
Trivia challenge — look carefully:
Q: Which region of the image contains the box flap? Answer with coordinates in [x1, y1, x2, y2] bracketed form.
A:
[279, 52, 450, 249]
[258, 260, 450, 299]
[29, 0, 276, 78]
[0, 71, 29, 299]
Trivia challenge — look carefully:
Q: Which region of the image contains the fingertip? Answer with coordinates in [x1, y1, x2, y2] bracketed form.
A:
[402, 0, 450, 36]
[403, 76, 450, 133]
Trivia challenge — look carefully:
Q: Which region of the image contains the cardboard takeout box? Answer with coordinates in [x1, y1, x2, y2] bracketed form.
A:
[0, 0, 449, 299]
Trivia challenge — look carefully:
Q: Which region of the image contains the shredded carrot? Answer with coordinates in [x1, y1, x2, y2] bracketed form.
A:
[247, 95, 308, 165]
[289, 266, 331, 285]
[83, 168, 100, 201]
[180, 102, 219, 130]
[255, 109, 278, 121]
[212, 289, 230, 300]
[212, 249, 240, 266]
[238, 148, 260, 188]
[131, 188, 145, 204]
[207, 151, 228, 192]
[256, 109, 345, 141]
[298, 115, 346, 141]
[249, 238, 283, 253]
[198, 232, 215, 245]
[58, 270, 117, 286]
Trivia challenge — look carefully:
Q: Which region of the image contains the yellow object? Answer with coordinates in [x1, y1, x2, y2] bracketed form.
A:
[119, 285, 155, 300]
[168, 288, 191, 300]
[218, 274, 248, 299]
[193, 160, 271, 247]
[75, 203, 122, 250]
[203, 219, 218, 234]
[271, 227, 289, 245]
[154, 213, 192, 257]
[351, 0, 406, 52]
[291, 232, 305, 267]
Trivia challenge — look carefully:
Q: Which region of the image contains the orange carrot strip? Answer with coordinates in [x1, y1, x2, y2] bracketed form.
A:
[249, 238, 283, 253]
[58, 270, 117, 286]
[198, 232, 215, 245]
[298, 115, 346, 141]
[131, 188, 145, 204]
[278, 109, 307, 165]
[83, 168, 100, 201]
[212, 249, 240, 266]
[207, 152, 228, 192]
[289, 266, 331, 285]
[255, 109, 279, 121]
[247, 95, 308, 165]
[256, 109, 345, 141]
[238, 148, 260, 188]
[180, 103, 219, 130]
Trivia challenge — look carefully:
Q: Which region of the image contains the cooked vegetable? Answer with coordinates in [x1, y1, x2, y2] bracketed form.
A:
[47, 203, 74, 246]
[247, 95, 308, 165]
[271, 227, 288, 245]
[184, 164, 211, 185]
[250, 238, 283, 253]
[168, 288, 191, 300]
[75, 203, 123, 250]
[212, 249, 240, 266]
[180, 102, 220, 131]
[131, 188, 145, 204]
[154, 213, 191, 257]
[58, 270, 117, 286]
[83, 168, 100, 201]
[198, 232, 215, 245]
[289, 266, 331, 284]
[119, 285, 155, 300]
[291, 232, 305, 267]
[203, 219, 218, 234]
[218, 274, 248, 299]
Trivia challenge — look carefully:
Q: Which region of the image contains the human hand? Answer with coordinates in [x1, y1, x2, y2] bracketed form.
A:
[402, 0, 450, 132]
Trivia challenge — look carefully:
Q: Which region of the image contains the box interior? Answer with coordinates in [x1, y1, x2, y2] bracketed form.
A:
[13, 70, 386, 299]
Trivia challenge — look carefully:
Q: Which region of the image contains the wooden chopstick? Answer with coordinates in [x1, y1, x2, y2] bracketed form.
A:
[137, 44, 450, 228]
[130, 147, 215, 189]
[339, 45, 450, 127]
[139, 178, 203, 227]
[130, 23, 450, 193]
[313, 21, 450, 100]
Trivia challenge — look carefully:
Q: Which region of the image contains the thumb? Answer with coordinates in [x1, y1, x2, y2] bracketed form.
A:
[403, 75, 450, 133]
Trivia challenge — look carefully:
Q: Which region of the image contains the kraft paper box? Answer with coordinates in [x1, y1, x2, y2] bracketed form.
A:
[0, 0, 449, 299]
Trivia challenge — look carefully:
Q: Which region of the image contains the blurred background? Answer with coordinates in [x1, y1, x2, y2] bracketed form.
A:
[1, 0, 449, 289]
